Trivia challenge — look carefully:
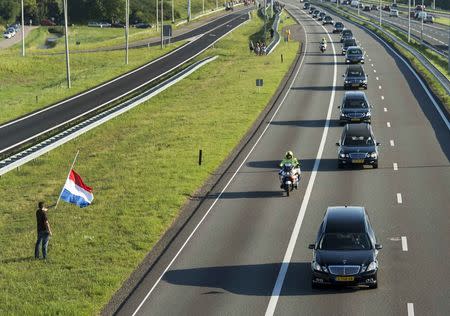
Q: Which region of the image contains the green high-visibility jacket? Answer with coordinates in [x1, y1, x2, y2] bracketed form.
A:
[279, 157, 300, 168]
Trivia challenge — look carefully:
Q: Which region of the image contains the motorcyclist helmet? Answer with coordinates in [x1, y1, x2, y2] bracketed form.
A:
[285, 151, 294, 159]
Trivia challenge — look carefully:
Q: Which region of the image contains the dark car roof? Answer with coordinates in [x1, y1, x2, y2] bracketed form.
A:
[324, 206, 366, 233]
[345, 123, 371, 137]
[347, 64, 364, 72]
[344, 91, 366, 99]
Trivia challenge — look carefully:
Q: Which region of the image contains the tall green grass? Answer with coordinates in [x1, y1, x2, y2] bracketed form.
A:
[0, 11, 299, 315]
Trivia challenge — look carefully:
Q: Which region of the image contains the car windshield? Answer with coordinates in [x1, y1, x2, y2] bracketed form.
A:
[335, 22, 343, 27]
[348, 49, 362, 55]
[344, 135, 374, 146]
[343, 30, 352, 36]
[344, 40, 357, 47]
[344, 98, 368, 108]
[319, 233, 372, 250]
[347, 69, 364, 76]
[325, 17, 332, 20]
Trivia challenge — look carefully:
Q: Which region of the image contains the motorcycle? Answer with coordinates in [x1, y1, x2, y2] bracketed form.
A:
[279, 163, 300, 196]
[320, 42, 327, 53]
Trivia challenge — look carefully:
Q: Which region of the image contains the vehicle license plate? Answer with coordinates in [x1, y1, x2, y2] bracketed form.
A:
[352, 159, 364, 163]
[352, 84, 359, 87]
[336, 276, 354, 281]
[351, 118, 360, 121]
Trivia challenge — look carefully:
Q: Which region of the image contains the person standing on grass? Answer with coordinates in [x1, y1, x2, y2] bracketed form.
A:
[35, 202, 53, 259]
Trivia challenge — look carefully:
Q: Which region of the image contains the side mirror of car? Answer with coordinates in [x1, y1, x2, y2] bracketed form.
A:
[308, 244, 315, 249]
[336, 142, 340, 146]
[375, 244, 383, 250]
[376, 142, 381, 146]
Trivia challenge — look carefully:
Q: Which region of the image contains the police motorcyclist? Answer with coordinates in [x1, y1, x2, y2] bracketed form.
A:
[320, 37, 327, 45]
[279, 151, 301, 188]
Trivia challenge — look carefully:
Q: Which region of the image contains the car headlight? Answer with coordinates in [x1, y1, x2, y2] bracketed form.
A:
[312, 261, 322, 271]
[369, 152, 378, 158]
[339, 153, 346, 158]
[345, 80, 350, 84]
[365, 261, 378, 272]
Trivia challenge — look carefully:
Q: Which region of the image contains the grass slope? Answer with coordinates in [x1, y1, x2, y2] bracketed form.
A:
[0, 41, 186, 125]
[0, 11, 299, 315]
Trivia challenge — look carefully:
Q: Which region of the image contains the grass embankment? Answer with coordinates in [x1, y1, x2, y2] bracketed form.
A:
[0, 10, 299, 315]
[434, 15, 450, 26]
[0, 40, 187, 125]
[316, 2, 450, 110]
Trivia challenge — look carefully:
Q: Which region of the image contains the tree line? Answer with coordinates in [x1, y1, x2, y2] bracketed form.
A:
[0, 0, 186, 25]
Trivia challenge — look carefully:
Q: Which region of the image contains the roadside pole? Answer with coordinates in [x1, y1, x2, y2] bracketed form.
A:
[172, 0, 175, 23]
[63, 0, 71, 88]
[125, 0, 129, 65]
[161, 0, 164, 48]
[21, 0, 25, 57]
[420, 0, 423, 45]
[188, 0, 191, 22]
[203, 0, 205, 14]
[448, 22, 449, 73]
[156, 0, 159, 31]
[216, 0, 218, 10]
[408, 0, 411, 42]
[379, 0, 382, 27]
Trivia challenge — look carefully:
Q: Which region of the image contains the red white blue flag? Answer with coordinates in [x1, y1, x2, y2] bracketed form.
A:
[60, 170, 94, 208]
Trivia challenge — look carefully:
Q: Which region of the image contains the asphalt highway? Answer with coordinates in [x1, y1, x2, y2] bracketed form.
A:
[0, 9, 251, 154]
[343, 4, 449, 53]
[115, 2, 450, 315]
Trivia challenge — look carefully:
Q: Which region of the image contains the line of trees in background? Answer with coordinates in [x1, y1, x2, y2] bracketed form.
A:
[0, 0, 192, 26]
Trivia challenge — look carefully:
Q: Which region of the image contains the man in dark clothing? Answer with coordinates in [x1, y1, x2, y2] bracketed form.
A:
[35, 202, 53, 259]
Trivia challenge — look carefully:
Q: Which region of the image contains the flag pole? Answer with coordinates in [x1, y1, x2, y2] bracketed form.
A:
[55, 150, 80, 209]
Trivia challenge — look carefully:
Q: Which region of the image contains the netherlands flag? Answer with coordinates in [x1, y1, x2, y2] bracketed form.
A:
[60, 170, 94, 208]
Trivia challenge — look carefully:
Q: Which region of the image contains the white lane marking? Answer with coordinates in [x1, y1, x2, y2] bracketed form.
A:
[390, 139, 395, 147]
[130, 11, 308, 316]
[265, 8, 338, 316]
[381, 95, 385, 100]
[393, 162, 398, 170]
[407, 303, 415, 316]
[373, 69, 377, 73]
[397, 193, 403, 204]
[384, 107, 387, 112]
[402, 236, 408, 251]
[376, 76, 379, 80]
[387, 121, 391, 127]
[371, 63, 374, 67]
[378, 85, 382, 90]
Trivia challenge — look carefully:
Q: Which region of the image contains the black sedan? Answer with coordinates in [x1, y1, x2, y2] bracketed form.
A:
[340, 29, 353, 42]
[345, 46, 365, 64]
[343, 64, 368, 90]
[309, 206, 382, 289]
[323, 16, 334, 25]
[338, 91, 372, 124]
[336, 123, 380, 168]
[333, 22, 345, 33]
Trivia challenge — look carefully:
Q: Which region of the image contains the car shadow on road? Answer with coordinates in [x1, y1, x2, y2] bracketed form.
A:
[206, 191, 285, 199]
[291, 85, 345, 91]
[305, 62, 347, 65]
[163, 262, 356, 296]
[247, 159, 374, 172]
[270, 119, 342, 128]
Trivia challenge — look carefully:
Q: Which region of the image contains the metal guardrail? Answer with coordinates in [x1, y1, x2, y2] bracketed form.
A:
[266, 11, 281, 54]
[0, 56, 218, 177]
[315, 2, 450, 94]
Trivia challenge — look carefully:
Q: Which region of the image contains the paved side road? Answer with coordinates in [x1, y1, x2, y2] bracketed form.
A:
[0, 26, 37, 50]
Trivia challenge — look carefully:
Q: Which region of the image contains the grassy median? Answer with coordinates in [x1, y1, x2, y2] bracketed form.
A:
[0, 11, 299, 315]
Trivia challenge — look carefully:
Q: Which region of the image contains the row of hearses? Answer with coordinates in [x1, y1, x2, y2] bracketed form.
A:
[304, 3, 383, 291]
[306, 2, 381, 171]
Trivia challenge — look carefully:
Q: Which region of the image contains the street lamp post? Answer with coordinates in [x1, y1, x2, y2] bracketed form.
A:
[63, 0, 71, 88]
[172, 0, 174, 23]
[408, 0, 411, 42]
[420, 0, 424, 45]
[21, 0, 25, 57]
[379, 0, 382, 27]
[161, 0, 164, 48]
[125, 0, 129, 64]
[188, 0, 191, 22]
[156, 0, 159, 31]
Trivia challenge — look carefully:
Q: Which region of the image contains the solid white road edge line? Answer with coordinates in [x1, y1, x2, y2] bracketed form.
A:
[130, 12, 309, 316]
[397, 193, 403, 204]
[402, 236, 408, 251]
[265, 7, 337, 316]
[407, 303, 415, 316]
